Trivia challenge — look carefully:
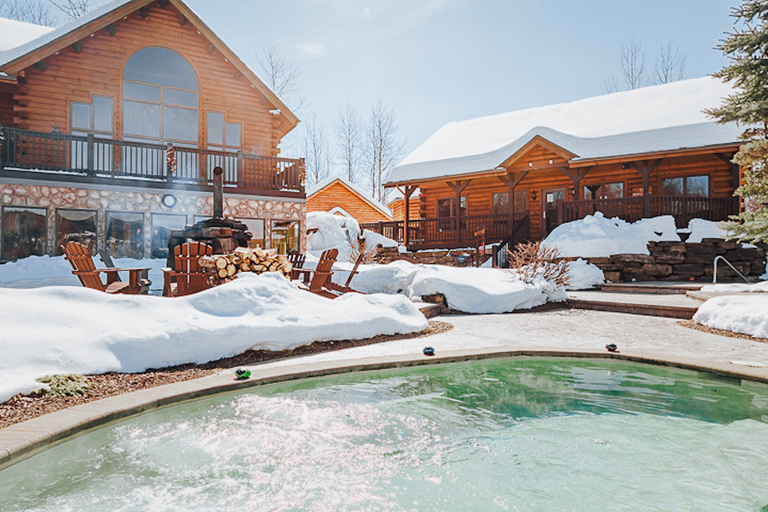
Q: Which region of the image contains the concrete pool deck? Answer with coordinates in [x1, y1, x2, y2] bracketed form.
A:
[2, 307, 768, 471]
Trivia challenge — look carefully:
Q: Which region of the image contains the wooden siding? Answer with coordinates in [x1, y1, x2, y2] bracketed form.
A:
[9, 2, 279, 157]
[409, 144, 738, 241]
[0, 82, 15, 126]
[389, 196, 420, 222]
[308, 181, 391, 223]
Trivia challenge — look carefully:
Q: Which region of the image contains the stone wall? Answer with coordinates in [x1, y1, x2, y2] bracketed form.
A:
[374, 246, 481, 266]
[585, 238, 767, 283]
[0, 180, 306, 258]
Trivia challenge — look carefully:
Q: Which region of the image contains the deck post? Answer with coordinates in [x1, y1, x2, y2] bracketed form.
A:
[498, 171, 527, 238]
[86, 133, 94, 174]
[630, 159, 663, 218]
[400, 184, 418, 248]
[447, 180, 470, 244]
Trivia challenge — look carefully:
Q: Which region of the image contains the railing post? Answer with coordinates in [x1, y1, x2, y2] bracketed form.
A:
[0, 125, 5, 171]
[237, 150, 244, 189]
[86, 133, 94, 174]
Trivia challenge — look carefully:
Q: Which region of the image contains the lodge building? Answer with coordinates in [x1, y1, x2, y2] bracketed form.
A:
[377, 77, 743, 253]
[0, 0, 305, 262]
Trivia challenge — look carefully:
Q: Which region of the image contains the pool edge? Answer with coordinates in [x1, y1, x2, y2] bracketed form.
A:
[2, 347, 768, 471]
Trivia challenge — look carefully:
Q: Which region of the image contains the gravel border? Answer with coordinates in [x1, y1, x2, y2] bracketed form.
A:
[0, 321, 452, 429]
[679, 320, 768, 343]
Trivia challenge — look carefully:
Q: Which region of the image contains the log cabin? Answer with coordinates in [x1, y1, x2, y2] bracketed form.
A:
[0, 0, 305, 262]
[376, 77, 743, 254]
[307, 176, 392, 224]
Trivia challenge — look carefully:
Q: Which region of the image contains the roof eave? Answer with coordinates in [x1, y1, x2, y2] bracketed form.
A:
[569, 142, 743, 168]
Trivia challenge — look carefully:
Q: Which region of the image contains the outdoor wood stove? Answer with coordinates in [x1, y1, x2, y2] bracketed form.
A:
[166, 167, 251, 266]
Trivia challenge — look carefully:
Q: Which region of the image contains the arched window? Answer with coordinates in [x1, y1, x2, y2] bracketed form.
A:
[123, 48, 199, 145]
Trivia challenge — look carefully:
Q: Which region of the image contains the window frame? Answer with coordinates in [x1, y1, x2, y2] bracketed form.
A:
[1, 206, 48, 261]
[55, 208, 98, 255]
[660, 174, 710, 198]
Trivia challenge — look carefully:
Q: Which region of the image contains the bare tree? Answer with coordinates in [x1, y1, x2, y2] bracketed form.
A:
[47, 0, 91, 19]
[620, 39, 646, 90]
[302, 112, 330, 187]
[601, 74, 619, 94]
[335, 102, 362, 184]
[364, 100, 405, 203]
[0, 0, 56, 25]
[255, 43, 307, 113]
[654, 40, 687, 84]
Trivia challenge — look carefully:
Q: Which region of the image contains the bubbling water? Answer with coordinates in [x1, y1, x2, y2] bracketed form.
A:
[2, 358, 768, 511]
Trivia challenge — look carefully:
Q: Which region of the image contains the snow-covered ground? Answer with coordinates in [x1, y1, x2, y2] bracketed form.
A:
[0, 272, 428, 403]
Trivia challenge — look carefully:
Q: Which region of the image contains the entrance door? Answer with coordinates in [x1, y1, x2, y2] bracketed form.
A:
[542, 188, 565, 236]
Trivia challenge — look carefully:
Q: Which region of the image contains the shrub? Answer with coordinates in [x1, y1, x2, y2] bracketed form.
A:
[36, 374, 93, 398]
[507, 241, 571, 288]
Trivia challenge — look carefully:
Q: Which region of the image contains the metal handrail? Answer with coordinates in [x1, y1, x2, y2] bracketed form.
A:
[712, 255, 750, 284]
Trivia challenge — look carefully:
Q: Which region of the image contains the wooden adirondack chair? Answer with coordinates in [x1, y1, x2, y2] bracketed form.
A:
[288, 251, 306, 280]
[63, 241, 146, 294]
[326, 252, 365, 295]
[298, 248, 339, 299]
[162, 241, 213, 297]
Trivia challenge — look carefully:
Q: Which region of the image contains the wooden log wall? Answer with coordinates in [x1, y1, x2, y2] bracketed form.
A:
[0, 83, 16, 127]
[9, 1, 282, 159]
[307, 181, 391, 223]
[414, 144, 738, 241]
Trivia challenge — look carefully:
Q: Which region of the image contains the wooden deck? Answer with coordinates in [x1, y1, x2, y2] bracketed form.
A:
[0, 127, 305, 197]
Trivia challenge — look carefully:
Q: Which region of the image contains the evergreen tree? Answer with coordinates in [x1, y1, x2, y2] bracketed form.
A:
[707, 0, 768, 242]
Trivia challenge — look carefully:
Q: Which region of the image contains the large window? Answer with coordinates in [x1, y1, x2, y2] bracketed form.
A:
[56, 209, 97, 255]
[661, 175, 709, 197]
[238, 218, 265, 248]
[2, 207, 47, 260]
[271, 220, 299, 254]
[123, 48, 199, 145]
[584, 182, 624, 200]
[151, 214, 187, 258]
[437, 196, 466, 217]
[106, 211, 144, 258]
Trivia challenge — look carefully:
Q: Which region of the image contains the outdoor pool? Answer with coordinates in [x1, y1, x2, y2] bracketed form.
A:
[2, 358, 768, 511]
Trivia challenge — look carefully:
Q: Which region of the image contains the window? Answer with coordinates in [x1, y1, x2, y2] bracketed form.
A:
[106, 211, 144, 258]
[123, 48, 199, 145]
[71, 96, 114, 171]
[56, 209, 97, 255]
[238, 218, 265, 248]
[207, 112, 242, 177]
[2, 207, 47, 260]
[437, 196, 466, 217]
[151, 214, 187, 258]
[661, 175, 709, 197]
[492, 191, 528, 214]
[583, 182, 624, 200]
[271, 220, 299, 254]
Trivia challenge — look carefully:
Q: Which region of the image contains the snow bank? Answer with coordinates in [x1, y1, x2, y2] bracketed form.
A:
[0, 272, 427, 403]
[699, 281, 768, 294]
[306, 212, 361, 262]
[686, 218, 731, 243]
[348, 260, 566, 314]
[693, 295, 768, 340]
[543, 213, 679, 257]
[567, 259, 604, 289]
[0, 254, 167, 290]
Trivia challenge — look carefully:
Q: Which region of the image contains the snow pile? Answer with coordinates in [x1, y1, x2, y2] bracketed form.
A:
[544, 213, 679, 257]
[699, 281, 768, 294]
[306, 211, 398, 262]
[306, 212, 361, 262]
[348, 260, 567, 314]
[694, 295, 768, 340]
[567, 259, 604, 289]
[685, 218, 731, 243]
[0, 254, 166, 289]
[0, 272, 428, 403]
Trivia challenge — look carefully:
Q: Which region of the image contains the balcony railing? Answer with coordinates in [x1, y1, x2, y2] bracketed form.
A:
[361, 213, 530, 250]
[0, 126, 305, 196]
[558, 195, 738, 228]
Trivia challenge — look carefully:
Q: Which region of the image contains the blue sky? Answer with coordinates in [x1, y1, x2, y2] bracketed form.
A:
[185, 0, 739, 167]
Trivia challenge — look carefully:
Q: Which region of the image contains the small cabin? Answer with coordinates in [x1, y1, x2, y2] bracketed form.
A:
[370, 77, 742, 252]
[0, 0, 305, 261]
[307, 176, 392, 224]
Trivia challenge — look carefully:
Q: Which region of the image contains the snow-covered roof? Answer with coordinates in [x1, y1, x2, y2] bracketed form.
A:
[307, 176, 392, 219]
[0, 0, 132, 67]
[388, 77, 741, 184]
[0, 17, 54, 53]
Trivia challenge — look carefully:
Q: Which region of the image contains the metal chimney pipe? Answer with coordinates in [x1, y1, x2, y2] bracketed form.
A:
[213, 166, 224, 218]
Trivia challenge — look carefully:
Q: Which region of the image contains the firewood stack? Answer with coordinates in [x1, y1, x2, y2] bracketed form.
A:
[198, 247, 293, 287]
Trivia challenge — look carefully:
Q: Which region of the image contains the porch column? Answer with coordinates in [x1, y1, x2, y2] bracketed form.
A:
[498, 171, 527, 237]
[398, 184, 418, 247]
[630, 159, 663, 217]
[558, 166, 592, 201]
[447, 179, 470, 244]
